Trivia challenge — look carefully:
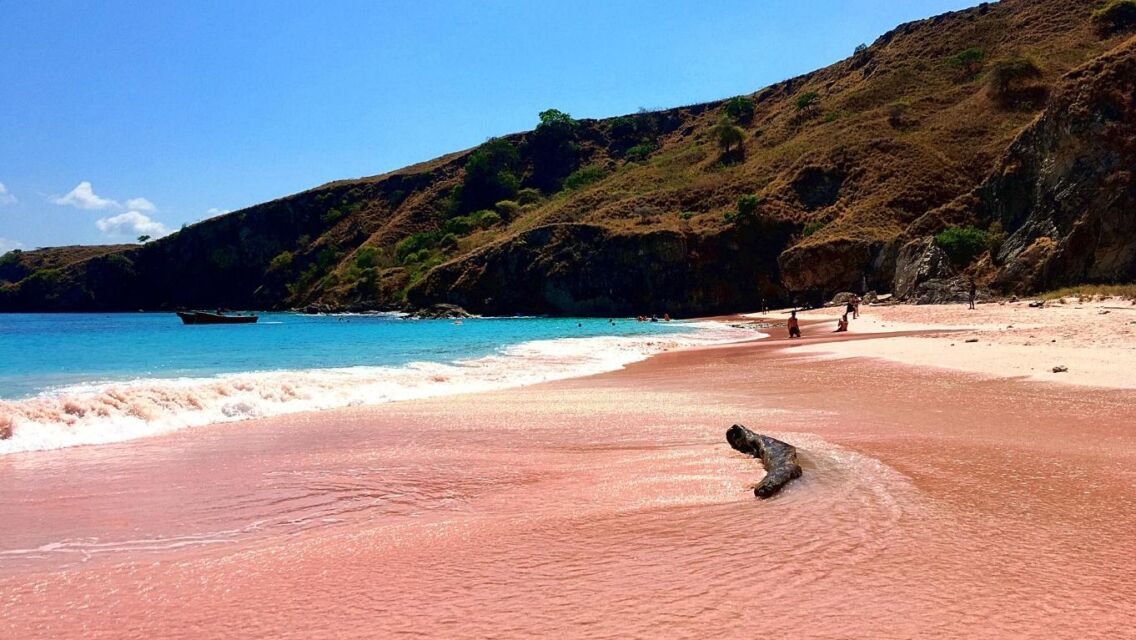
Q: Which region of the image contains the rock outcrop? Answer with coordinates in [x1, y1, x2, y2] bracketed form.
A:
[985, 39, 1136, 292]
[407, 222, 795, 317]
[893, 238, 957, 301]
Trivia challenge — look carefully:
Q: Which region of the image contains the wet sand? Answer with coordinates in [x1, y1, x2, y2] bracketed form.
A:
[3, 327, 1135, 639]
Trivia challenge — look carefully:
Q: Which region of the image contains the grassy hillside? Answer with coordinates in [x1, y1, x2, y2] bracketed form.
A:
[3, 0, 1134, 313]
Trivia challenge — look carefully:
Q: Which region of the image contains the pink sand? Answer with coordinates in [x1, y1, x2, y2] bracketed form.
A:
[3, 332, 1135, 638]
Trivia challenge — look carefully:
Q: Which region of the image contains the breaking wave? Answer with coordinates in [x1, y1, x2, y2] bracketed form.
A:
[0, 322, 761, 455]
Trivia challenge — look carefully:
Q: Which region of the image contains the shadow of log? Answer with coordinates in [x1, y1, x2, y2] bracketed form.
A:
[726, 424, 803, 498]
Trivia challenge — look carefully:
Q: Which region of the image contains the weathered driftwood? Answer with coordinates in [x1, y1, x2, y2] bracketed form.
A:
[726, 424, 802, 498]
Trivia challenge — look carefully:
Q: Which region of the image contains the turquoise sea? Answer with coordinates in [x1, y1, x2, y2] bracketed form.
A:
[0, 313, 749, 454]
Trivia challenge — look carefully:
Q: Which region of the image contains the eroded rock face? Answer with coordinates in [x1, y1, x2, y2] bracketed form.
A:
[778, 237, 888, 294]
[984, 40, 1136, 292]
[893, 237, 956, 300]
[407, 222, 795, 317]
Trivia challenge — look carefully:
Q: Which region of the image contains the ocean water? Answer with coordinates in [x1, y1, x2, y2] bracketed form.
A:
[0, 313, 754, 453]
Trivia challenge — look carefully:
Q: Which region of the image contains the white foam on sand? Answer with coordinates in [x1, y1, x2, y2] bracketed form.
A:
[0, 322, 762, 455]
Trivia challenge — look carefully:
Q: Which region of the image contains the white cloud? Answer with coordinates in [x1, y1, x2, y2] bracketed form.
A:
[96, 211, 170, 239]
[0, 237, 24, 253]
[125, 197, 156, 212]
[52, 181, 119, 210]
[206, 207, 232, 216]
[0, 182, 16, 206]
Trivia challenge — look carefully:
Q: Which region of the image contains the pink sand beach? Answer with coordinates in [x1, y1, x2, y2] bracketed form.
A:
[3, 304, 1136, 639]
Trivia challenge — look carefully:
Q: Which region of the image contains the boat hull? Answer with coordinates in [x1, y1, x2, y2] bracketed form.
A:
[177, 311, 258, 325]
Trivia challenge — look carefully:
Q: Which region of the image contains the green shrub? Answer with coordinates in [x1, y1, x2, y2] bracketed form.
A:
[624, 143, 656, 162]
[854, 43, 869, 55]
[986, 57, 1043, 104]
[935, 226, 990, 265]
[1092, 0, 1136, 34]
[736, 195, 761, 224]
[439, 233, 459, 250]
[948, 47, 986, 77]
[712, 118, 745, 154]
[516, 188, 542, 205]
[454, 138, 520, 214]
[679, 211, 696, 220]
[472, 210, 502, 228]
[609, 116, 638, 141]
[443, 216, 475, 235]
[530, 109, 581, 190]
[795, 92, 820, 112]
[563, 163, 608, 191]
[495, 200, 521, 219]
[396, 231, 441, 263]
[724, 96, 756, 124]
[268, 250, 294, 272]
[354, 246, 378, 269]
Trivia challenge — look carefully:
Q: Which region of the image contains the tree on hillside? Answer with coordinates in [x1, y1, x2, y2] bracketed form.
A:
[454, 138, 520, 214]
[137, 235, 151, 243]
[724, 96, 756, 125]
[986, 57, 1044, 107]
[529, 108, 581, 191]
[712, 118, 745, 156]
[795, 91, 820, 114]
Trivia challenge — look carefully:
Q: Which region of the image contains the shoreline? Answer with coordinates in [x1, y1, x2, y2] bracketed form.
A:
[0, 319, 762, 455]
[758, 298, 1136, 389]
[3, 306, 1134, 638]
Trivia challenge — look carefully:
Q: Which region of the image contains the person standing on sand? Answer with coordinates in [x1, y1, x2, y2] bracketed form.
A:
[788, 311, 801, 339]
[852, 294, 861, 319]
[969, 280, 977, 310]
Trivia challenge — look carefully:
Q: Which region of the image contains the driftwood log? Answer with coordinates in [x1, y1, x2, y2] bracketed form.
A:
[726, 424, 802, 498]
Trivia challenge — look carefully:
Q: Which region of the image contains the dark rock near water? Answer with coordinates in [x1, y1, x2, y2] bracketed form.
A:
[1052, 365, 1069, 373]
[412, 303, 473, 319]
[407, 223, 795, 317]
[726, 424, 803, 499]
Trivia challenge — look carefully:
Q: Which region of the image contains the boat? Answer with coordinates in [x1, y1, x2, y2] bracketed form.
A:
[177, 311, 259, 325]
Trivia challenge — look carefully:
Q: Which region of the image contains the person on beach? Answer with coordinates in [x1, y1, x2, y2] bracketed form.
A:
[834, 314, 849, 333]
[845, 298, 856, 319]
[968, 280, 977, 310]
[788, 311, 801, 339]
[663, 313, 671, 322]
[852, 294, 861, 319]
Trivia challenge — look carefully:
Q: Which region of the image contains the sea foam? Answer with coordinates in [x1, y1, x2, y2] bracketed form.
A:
[0, 322, 760, 455]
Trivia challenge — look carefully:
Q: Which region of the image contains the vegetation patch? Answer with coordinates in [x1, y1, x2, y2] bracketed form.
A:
[563, 163, 609, 191]
[935, 225, 990, 266]
[948, 47, 986, 78]
[986, 57, 1045, 107]
[1040, 283, 1136, 301]
[1092, 0, 1136, 35]
[724, 96, 756, 124]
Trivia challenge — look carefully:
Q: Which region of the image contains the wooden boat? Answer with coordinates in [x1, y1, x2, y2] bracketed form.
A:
[177, 311, 259, 325]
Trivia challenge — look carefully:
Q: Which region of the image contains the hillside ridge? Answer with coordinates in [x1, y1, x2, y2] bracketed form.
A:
[3, 0, 1133, 313]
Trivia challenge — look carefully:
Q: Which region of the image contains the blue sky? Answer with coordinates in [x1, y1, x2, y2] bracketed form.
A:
[0, 0, 979, 252]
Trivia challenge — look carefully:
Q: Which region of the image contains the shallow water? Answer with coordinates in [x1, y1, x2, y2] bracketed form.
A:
[3, 339, 1134, 638]
[0, 313, 746, 453]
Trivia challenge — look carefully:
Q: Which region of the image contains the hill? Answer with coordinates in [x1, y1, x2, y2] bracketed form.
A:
[2, 0, 1134, 314]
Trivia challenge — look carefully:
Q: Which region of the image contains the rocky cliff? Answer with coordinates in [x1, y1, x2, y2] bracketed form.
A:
[2, 0, 1133, 314]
